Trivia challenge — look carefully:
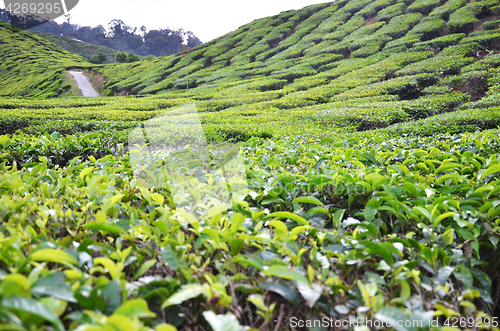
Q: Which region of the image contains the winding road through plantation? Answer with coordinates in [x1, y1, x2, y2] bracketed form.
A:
[68, 71, 100, 97]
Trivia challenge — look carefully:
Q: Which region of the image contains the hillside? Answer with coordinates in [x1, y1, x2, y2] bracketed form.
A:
[88, 0, 500, 137]
[28, 17, 203, 57]
[31, 31, 121, 64]
[0, 21, 94, 98]
[2, 0, 500, 330]
[100, 0, 499, 98]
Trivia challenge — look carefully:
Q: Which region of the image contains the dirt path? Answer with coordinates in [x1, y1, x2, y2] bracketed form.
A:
[68, 71, 100, 97]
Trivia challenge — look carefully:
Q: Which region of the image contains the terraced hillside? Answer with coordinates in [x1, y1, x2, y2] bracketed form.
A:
[91, 0, 500, 137]
[31, 31, 121, 64]
[2, 1, 500, 330]
[0, 21, 93, 98]
[100, 0, 500, 104]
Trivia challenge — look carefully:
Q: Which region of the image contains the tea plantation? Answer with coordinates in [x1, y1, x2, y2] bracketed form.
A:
[2, 0, 500, 330]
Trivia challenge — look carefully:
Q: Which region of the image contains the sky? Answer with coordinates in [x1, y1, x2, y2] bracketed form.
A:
[32, 0, 327, 42]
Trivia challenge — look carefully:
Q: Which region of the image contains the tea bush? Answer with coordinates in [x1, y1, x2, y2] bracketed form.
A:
[351, 42, 382, 57]
[482, 19, 500, 29]
[376, 13, 423, 38]
[460, 32, 500, 49]
[2, 0, 500, 328]
[407, 17, 445, 40]
[358, 0, 395, 17]
[396, 55, 475, 76]
[429, 0, 468, 18]
[447, 1, 497, 33]
[376, 3, 406, 21]
[407, 0, 442, 14]
[413, 33, 465, 49]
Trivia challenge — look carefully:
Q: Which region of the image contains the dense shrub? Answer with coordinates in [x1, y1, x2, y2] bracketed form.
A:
[462, 53, 500, 72]
[89, 52, 107, 64]
[349, 32, 392, 51]
[439, 42, 479, 57]
[324, 15, 365, 40]
[126, 52, 140, 63]
[412, 33, 465, 50]
[407, 17, 445, 40]
[460, 32, 500, 49]
[429, 0, 467, 18]
[376, 3, 405, 21]
[333, 74, 432, 99]
[401, 92, 470, 118]
[384, 106, 500, 134]
[376, 13, 423, 38]
[447, 5, 480, 33]
[422, 84, 453, 95]
[407, 0, 442, 14]
[346, 21, 387, 40]
[384, 35, 421, 49]
[342, 0, 373, 15]
[352, 42, 382, 57]
[396, 55, 475, 76]
[482, 19, 500, 30]
[299, 53, 344, 69]
[358, 0, 395, 17]
[115, 51, 127, 63]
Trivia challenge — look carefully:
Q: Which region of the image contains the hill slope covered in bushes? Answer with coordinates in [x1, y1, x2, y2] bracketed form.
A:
[0, 21, 93, 98]
[2, 0, 500, 330]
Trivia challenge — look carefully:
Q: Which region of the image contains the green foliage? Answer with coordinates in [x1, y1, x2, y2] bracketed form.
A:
[422, 84, 453, 95]
[439, 42, 480, 57]
[32, 31, 120, 64]
[126, 52, 140, 63]
[324, 15, 365, 41]
[115, 51, 128, 63]
[463, 53, 500, 72]
[447, 1, 499, 33]
[407, 0, 442, 14]
[460, 32, 500, 49]
[429, 0, 468, 18]
[482, 19, 500, 30]
[333, 73, 434, 99]
[408, 16, 445, 40]
[89, 52, 107, 64]
[383, 106, 500, 134]
[384, 34, 421, 49]
[352, 42, 382, 57]
[0, 21, 91, 98]
[413, 33, 465, 49]
[2, 1, 500, 328]
[396, 55, 475, 76]
[358, 0, 396, 17]
[376, 3, 405, 21]
[0, 117, 500, 329]
[376, 13, 423, 38]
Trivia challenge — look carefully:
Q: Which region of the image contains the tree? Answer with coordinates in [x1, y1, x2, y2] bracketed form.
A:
[30, 18, 203, 57]
[0, 8, 8, 23]
[115, 51, 128, 63]
[89, 52, 107, 64]
[144, 29, 184, 56]
[140, 26, 147, 38]
[186, 32, 203, 48]
[126, 52, 140, 63]
[108, 19, 130, 38]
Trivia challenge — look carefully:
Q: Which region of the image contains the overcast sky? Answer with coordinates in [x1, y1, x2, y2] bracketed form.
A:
[32, 0, 325, 42]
